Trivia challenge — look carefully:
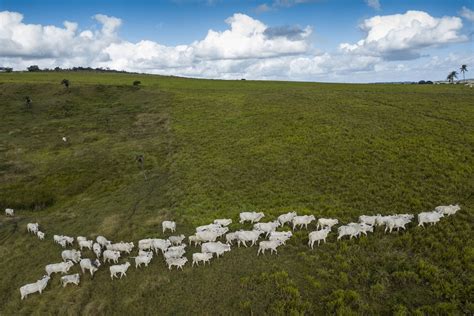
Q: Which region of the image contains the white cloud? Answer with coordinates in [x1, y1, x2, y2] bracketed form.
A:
[365, 0, 381, 10]
[340, 11, 467, 60]
[459, 6, 474, 22]
[0, 10, 470, 82]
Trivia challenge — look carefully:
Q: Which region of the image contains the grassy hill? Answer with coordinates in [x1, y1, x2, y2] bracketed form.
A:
[0, 72, 473, 315]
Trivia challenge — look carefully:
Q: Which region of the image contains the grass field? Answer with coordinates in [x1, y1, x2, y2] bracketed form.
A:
[0, 72, 473, 315]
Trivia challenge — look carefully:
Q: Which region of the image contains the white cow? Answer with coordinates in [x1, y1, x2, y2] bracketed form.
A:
[235, 230, 263, 247]
[45, 261, 74, 276]
[61, 249, 81, 263]
[107, 242, 134, 254]
[152, 239, 171, 253]
[110, 262, 131, 279]
[196, 231, 219, 243]
[201, 241, 231, 258]
[435, 204, 461, 216]
[60, 274, 80, 287]
[214, 219, 232, 226]
[348, 223, 374, 236]
[79, 240, 93, 250]
[76, 236, 87, 243]
[93, 243, 102, 258]
[269, 231, 293, 245]
[165, 257, 188, 270]
[337, 225, 360, 240]
[253, 221, 280, 237]
[239, 212, 265, 224]
[292, 215, 316, 230]
[63, 235, 74, 246]
[133, 253, 153, 268]
[192, 252, 213, 266]
[37, 231, 45, 240]
[96, 236, 111, 248]
[103, 250, 121, 263]
[188, 235, 201, 246]
[257, 240, 283, 255]
[164, 248, 186, 260]
[20, 275, 50, 300]
[54, 236, 67, 248]
[27, 223, 39, 234]
[225, 232, 238, 245]
[277, 212, 297, 226]
[162, 221, 176, 233]
[316, 218, 339, 230]
[418, 212, 444, 227]
[5, 208, 14, 216]
[308, 228, 331, 249]
[358, 215, 378, 226]
[384, 215, 414, 233]
[80, 258, 101, 276]
[196, 223, 222, 232]
[138, 239, 154, 251]
[169, 235, 186, 245]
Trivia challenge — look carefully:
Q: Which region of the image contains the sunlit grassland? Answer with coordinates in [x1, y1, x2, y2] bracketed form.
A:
[0, 72, 473, 314]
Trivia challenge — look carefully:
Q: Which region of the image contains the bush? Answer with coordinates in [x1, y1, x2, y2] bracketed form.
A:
[133, 80, 141, 86]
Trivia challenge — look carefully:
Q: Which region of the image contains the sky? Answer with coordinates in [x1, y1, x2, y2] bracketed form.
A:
[0, 0, 473, 82]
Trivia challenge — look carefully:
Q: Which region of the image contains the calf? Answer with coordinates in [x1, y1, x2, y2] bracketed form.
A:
[192, 252, 213, 266]
[292, 215, 316, 230]
[37, 231, 45, 240]
[110, 262, 131, 279]
[316, 218, 339, 230]
[93, 243, 102, 258]
[96, 236, 111, 248]
[133, 253, 153, 268]
[20, 275, 50, 300]
[60, 274, 80, 287]
[162, 220, 176, 233]
[5, 208, 14, 216]
[80, 259, 101, 276]
[61, 250, 81, 263]
[103, 250, 121, 263]
[239, 212, 265, 224]
[45, 261, 74, 276]
[257, 240, 283, 255]
[165, 257, 188, 270]
[308, 228, 330, 249]
[188, 235, 201, 246]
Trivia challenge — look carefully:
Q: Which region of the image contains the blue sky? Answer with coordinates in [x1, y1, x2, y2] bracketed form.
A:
[1, 0, 473, 82]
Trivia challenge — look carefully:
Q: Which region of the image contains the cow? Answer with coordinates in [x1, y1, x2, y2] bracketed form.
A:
[133, 253, 153, 268]
[37, 231, 45, 240]
[103, 250, 121, 263]
[337, 225, 360, 240]
[60, 274, 80, 287]
[308, 228, 331, 249]
[192, 252, 213, 266]
[5, 208, 14, 216]
[169, 235, 186, 245]
[110, 262, 131, 279]
[45, 261, 74, 276]
[78, 240, 93, 250]
[277, 212, 297, 226]
[20, 275, 50, 300]
[61, 250, 81, 263]
[316, 218, 339, 230]
[253, 221, 280, 237]
[214, 219, 232, 226]
[257, 240, 283, 255]
[239, 212, 265, 224]
[201, 241, 231, 258]
[235, 230, 263, 247]
[93, 243, 102, 258]
[96, 236, 111, 248]
[27, 223, 39, 234]
[292, 215, 316, 230]
[418, 212, 444, 227]
[435, 204, 461, 216]
[269, 231, 293, 245]
[162, 221, 176, 233]
[165, 257, 187, 270]
[80, 259, 101, 276]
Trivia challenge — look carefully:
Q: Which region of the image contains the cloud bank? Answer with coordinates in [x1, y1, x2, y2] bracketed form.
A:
[0, 10, 470, 82]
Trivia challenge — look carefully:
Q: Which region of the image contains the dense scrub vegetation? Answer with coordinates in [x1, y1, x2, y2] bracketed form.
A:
[0, 72, 473, 314]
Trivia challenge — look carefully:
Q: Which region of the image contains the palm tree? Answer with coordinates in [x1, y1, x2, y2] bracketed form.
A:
[460, 65, 468, 82]
[447, 71, 458, 84]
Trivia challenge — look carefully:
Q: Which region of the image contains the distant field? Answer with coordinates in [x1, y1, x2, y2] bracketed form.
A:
[0, 72, 473, 315]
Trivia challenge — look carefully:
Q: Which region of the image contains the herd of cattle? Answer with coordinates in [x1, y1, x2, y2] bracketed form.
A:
[4, 204, 461, 300]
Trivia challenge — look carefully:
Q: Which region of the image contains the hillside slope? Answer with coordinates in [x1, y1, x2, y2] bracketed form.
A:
[0, 72, 473, 315]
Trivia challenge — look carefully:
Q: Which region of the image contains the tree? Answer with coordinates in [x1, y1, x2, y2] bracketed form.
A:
[61, 79, 70, 89]
[133, 80, 141, 86]
[27, 65, 40, 72]
[460, 64, 468, 82]
[447, 71, 458, 84]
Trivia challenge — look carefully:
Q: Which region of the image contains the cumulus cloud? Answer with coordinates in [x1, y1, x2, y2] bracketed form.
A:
[365, 0, 381, 10]
[339, 11, 467, 60]
[0, 10, 470, 82]
[459, 6, 474, 22]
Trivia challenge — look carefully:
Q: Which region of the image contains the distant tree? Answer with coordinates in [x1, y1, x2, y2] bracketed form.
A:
[418, 80, 426, 84]
[54, 67, 61, 71]
[447, 71, 458, 84]
[4, 67, 13, 73]
[61, 79, 70, 89]
[27, 65, 40, 72]
[460, 64, 468, 82]
[133, 80, 141, 86]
